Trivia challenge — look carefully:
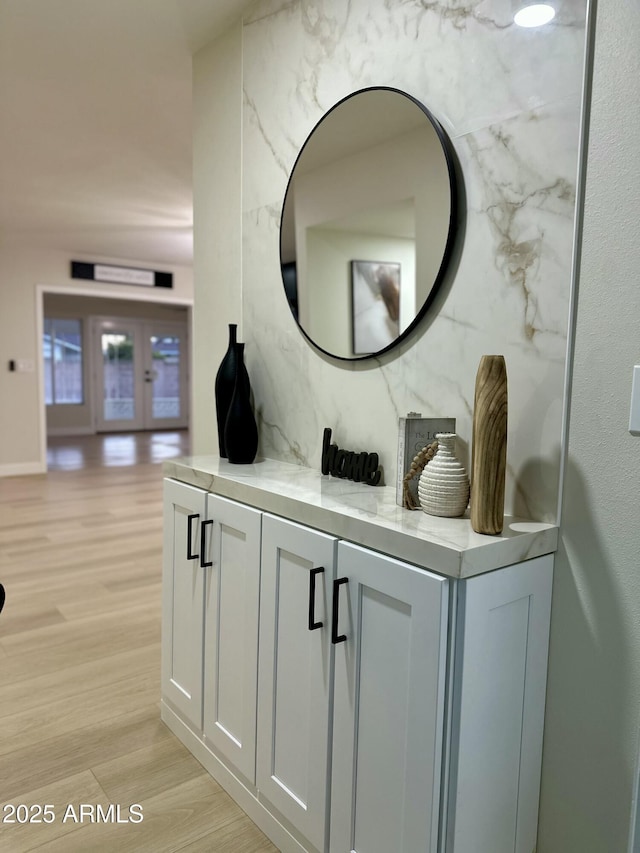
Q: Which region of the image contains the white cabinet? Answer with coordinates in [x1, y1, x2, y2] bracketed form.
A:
[257, 514, 337, 852]
[330, 542, 449, 853]
[161, 470, 555, 853]
[444, 559, 553, 853]
[257, 517, 449, 853]
[161, 478, 261, 784]
[161, 478, 206, 728]
[202, 493, 261, 783]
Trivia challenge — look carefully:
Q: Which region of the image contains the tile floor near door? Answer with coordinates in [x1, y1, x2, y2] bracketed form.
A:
[0, 432, 277, 853]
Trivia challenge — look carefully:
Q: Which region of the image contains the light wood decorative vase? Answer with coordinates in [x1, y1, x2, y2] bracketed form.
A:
[418, 433, 470, 518]
[470, 355, 508, 535]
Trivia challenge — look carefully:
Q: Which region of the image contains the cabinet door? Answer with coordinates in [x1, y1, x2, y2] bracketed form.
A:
[161, 478, 207, 729]
[257, 514, 337, 853]
[330, 542, 449, 853]
[202, 494, 262, 785]
[445, 555, 553, 853]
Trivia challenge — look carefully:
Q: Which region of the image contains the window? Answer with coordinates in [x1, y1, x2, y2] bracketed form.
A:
[43, 318, 84, 404]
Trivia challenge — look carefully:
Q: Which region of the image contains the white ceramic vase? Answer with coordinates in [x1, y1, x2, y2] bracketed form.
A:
[418, 433, 470, 518]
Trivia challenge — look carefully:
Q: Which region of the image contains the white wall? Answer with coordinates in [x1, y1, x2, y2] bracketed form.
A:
[537, 1, 640, 849]
[191, 21, 243, 457]
[0, 246, 192, 475]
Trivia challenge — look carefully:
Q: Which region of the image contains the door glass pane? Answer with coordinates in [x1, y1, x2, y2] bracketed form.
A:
[102, 332, 135, 421]
[150, 335, 180, 419]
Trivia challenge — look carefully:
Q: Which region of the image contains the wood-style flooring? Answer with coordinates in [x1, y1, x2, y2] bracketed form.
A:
[0, 432, 277, 853]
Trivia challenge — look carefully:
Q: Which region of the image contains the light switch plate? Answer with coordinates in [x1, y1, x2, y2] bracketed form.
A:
[630, 366, 640, 435]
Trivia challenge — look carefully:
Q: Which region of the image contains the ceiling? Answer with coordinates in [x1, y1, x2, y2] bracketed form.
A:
[0, 0, 248, 269]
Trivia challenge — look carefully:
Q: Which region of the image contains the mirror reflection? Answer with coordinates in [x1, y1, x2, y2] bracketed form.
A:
[280, 87, 458, 360]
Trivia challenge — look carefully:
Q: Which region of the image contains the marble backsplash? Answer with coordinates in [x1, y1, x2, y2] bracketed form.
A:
[239, 0, 587, 522]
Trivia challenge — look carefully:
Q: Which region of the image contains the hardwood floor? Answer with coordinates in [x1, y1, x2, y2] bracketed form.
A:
[0, 432, 277, 853]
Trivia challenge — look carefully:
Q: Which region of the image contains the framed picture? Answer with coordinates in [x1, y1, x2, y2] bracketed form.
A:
[351, 260, 401, 355]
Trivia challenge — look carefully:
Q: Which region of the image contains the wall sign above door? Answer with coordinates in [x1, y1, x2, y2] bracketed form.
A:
[71, 261, 173, 289]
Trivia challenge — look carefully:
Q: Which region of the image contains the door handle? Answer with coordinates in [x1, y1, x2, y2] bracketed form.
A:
[331, 578, 349, 644]
[187, 514, 199, 560]
[308, 567, 324, 630]
[200, 519, 213, 568]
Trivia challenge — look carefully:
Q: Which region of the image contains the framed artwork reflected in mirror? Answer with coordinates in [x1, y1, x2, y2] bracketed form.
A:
[351, 260, 401, 355]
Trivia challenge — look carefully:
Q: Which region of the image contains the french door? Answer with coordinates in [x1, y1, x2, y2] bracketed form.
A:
[93, 317, 188, 432]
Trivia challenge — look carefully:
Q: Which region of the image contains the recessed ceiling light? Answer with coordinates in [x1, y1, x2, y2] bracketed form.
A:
[514, 3, 556, 27]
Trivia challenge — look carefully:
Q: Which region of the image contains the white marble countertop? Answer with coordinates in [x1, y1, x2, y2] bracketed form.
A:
[163, 456, 558, 580]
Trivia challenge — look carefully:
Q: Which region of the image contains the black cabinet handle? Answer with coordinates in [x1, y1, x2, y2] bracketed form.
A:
[187, 514, 199, 560]
[200, 519, 213, 568]
[308, 567, 324, 631]
[331, 578, 349, 644]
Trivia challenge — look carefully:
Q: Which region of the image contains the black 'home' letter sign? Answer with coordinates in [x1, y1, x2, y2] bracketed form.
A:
[320, 427, 382, 486]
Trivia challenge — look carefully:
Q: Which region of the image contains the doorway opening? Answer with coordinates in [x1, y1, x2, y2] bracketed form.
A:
[38, 287, 192, 471]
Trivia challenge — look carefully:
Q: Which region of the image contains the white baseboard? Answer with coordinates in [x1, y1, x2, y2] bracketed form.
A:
[0, 461, 46, 477]
[46, 427, 96, 437]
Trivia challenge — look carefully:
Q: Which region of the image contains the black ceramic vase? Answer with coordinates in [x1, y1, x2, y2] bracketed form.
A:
[224, 342, 258, 465]
[214, 324, 239, 457]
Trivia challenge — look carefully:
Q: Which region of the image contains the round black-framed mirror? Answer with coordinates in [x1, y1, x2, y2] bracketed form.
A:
[280, 86, 460, 361]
